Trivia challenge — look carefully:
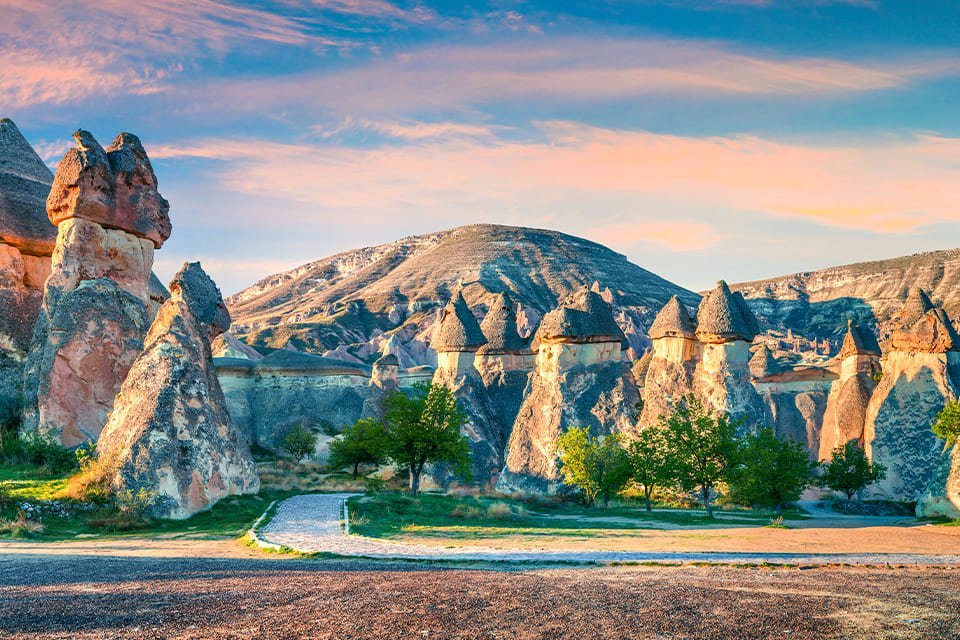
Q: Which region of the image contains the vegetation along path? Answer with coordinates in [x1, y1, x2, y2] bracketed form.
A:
[258, 494, 960, 565]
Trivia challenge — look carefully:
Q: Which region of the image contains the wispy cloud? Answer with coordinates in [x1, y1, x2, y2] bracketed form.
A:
[153, 122, 960, 238]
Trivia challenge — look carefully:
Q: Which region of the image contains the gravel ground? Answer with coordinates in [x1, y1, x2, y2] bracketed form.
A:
[1, 552, 958, 639]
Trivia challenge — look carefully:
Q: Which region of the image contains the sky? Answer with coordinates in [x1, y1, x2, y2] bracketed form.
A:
[3, 0, 959, 295]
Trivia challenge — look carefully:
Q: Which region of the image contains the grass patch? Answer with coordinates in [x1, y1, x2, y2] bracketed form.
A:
[348, 493, 790, 541]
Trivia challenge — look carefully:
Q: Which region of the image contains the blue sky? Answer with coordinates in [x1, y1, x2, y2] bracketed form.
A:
[3, 0, 959, 294]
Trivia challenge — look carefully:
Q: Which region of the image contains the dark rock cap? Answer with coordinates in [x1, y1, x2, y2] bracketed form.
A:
[838, 320, 881, 358]
[889, 288, 959, 353]
[431, 290, 487, 352]
[534, 287, 626, 345]
[374, 352, 400, 367]
[170, 262, 230, 339]
[0, 118, 57, 255]
[696, 280, 759, 343]
[648, 295, 696, 340]
[478, 291, 530, 354]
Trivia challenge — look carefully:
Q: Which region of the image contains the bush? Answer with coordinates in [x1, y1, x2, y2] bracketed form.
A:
[933, 401, 960, 448]
[0, 511, 44, 538]
[0, 431, 77, 474]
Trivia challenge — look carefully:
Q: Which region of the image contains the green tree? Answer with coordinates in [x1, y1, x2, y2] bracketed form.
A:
[932, 401, 960, 448]
[555, 427, 633, 507]
[627, 425, 675, 512]
[382, 383, 472, 495]
[282, 425, 318, 462]
[328, 418, 389, 478]
[661, 395, 739, 517]
[820, 441, 887, 501]
[728, 428, 817, 516]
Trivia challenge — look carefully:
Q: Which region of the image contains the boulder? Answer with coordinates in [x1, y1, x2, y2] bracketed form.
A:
[0, 118, 57, 256]
[96, 262, 259, 519]
[46, 131, 172, 248]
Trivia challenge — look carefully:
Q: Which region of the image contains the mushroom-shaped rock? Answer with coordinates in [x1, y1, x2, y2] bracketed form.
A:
[534, 287, 626, 346]
[696, 281, 759, 343]
[478, 291, 529, 354]
[431, 291, 486, 352]
[838, 320, 881, 359]
[0, 118, 57, 255]
[749, 344, 780, 379]
[648, 295, 695, 340]
[95, 262, 259, 519]
[46, 130, 171, 248]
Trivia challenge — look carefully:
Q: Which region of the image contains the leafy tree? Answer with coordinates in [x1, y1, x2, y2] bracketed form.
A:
[661, 395, 739, 517]
[727, 428, 817, 516]
[820, 441, 887, 501]
[932, 401, 960, 448]
[282, 425, 318, 462]
[381, 383, 472, 495]
[329, 418, 389, 477]
[556, 427, 632, 507]
[627, 425, 675, 512]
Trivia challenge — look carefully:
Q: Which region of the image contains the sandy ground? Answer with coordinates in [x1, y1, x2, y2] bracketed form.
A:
[0, 542, 957, 640]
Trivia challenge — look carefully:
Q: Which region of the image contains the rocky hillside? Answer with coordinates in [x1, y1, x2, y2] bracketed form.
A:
[730, 248, 960, 347]
[227, 224, 699, 365]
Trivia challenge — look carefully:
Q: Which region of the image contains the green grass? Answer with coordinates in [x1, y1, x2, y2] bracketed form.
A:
[347, 493, 792, 541]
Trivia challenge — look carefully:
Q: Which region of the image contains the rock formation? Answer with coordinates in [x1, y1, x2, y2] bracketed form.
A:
[917, 439, 960, 520]
[864, 288, 960, 500]
[431, 291, 504, 488]
[499, 288, 640, 493]
[693, 281, 766, 430]
[22, 130, 171, 446]
[818, 321, 881, 459]
[0, 119, 56, 415]
[95, 262, 258, 519]
[638, 295, 698, 427]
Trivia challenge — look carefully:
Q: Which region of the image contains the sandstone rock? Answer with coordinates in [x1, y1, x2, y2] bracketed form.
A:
[749, 344, 780, 379]
[916, 441, 960, 520]
[96, 262, 258, 519]
[46, 131, 171, 248]
[0, 119, 56, 256]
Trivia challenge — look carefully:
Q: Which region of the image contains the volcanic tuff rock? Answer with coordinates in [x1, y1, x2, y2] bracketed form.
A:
[917, 440, 960, 520]
[227, 224, 698, 366]
[730, 248, 960, 348]
[499, 290, 639, 493]
[22, 130, 170, 446]
[96, 262, 258, 519]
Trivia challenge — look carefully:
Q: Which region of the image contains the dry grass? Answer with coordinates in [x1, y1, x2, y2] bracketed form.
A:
[0, 511, 44, 538]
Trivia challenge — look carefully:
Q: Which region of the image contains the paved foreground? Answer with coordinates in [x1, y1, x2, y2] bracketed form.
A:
[259, 493, 960, 565]
[1, 550, 959, 639]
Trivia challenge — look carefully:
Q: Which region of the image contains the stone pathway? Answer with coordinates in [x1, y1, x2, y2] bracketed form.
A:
[257, 494, 960, 566]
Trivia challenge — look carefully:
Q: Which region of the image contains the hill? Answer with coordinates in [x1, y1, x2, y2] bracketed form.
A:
[227, 224, 699, 365]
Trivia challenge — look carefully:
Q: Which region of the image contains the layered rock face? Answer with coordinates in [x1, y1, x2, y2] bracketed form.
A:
[917, 440, 960, 520]
[499, 288, 639, 493]
[23, 130, 171, 446]
[0, 119, 56, 413]
[96, 262, 258, 519]
[864, 289, 960, 500]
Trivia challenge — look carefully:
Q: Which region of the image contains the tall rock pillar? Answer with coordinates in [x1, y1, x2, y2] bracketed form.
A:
[23, 130, 171, 446]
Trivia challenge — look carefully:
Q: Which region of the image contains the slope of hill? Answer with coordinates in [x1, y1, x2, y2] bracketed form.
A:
[227, 224, 699, 365]
[730, 248, 960, 346]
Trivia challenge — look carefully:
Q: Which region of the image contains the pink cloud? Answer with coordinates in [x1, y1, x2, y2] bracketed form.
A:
[154, 123, 960, 238]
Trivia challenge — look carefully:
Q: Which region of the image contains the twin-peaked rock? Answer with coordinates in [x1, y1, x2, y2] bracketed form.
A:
[23, 130, 171, 446]
[865, 288, 959, 501]
[499, 288, 640, 493]
[96, 263, 258, 519]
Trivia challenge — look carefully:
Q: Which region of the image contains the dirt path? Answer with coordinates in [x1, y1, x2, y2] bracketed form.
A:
[258, 494, 960, 565]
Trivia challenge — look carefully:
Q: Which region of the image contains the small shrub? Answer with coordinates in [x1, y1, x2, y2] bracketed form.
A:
[449, 503, 484, 519]
[0, 432, 77, 473]
[485, 502, 512, 519]
[364, 477, 386, 494]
